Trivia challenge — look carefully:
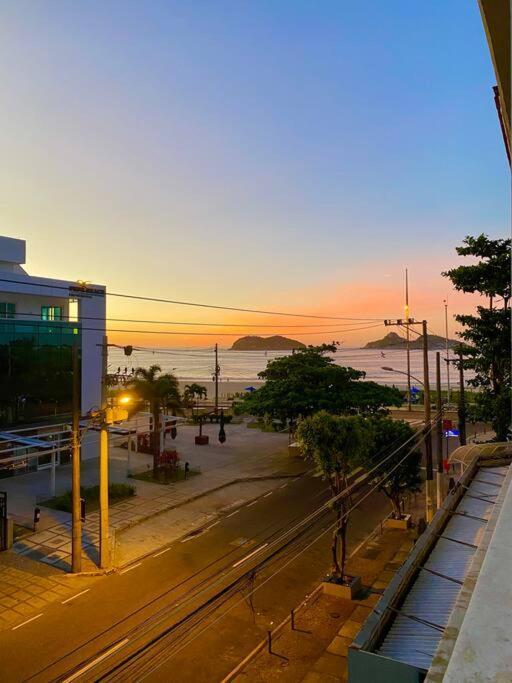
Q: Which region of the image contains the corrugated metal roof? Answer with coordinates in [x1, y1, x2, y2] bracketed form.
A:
[376, 466, 508, 671]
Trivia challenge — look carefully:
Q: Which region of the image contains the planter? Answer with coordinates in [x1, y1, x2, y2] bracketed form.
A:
[195, 435, 209, 445]
[384, 513, 411, 530]
[322, 575, 362, 601]
[288, 442, 301, 457]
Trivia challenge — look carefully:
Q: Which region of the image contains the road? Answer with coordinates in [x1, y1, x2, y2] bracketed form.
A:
[0, 471, 391, 683]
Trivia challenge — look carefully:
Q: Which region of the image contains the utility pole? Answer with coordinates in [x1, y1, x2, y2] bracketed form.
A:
[99, 335, 110, 569]
[421, 320, 435, 521]
[405, 269, 412, 411]
[384, 317, 434, 521]
[444, 299, 451, 404]
[214, 343, 220, 415]
[435, 352, 443, 509]
[458, 349, 467, 446]
[71, 343, 82, 573]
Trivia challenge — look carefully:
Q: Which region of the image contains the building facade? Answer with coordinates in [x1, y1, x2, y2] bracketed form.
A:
[0, 235, 105, 430]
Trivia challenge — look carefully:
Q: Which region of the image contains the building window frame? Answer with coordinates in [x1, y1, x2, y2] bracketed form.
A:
[0, 302, 16, 319]
[41, 305, 63, 321]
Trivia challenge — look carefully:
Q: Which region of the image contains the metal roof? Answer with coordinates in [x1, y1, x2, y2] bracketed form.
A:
[376, 465, 508, 671]
[0, 432, 48, 448]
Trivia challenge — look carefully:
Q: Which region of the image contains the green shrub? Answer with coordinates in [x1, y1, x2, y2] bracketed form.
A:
[41, 482, 135, 513]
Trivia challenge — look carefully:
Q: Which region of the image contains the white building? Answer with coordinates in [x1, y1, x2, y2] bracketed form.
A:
[0, 235, 105, 462]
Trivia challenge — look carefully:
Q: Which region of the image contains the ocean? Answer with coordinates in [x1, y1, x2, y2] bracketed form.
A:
[108, 346, 463, 390]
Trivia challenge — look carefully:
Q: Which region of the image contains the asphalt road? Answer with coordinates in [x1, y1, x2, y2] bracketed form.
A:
[0, 468, 392, 683]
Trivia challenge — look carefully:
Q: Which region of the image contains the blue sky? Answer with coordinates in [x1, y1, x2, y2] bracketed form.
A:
[0, 1, 508, 344]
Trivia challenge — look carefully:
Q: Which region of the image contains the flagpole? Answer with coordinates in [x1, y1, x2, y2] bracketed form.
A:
[405, 268, 412, 411]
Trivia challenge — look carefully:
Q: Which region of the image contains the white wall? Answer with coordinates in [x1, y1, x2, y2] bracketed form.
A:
[0, 291, 71, 318]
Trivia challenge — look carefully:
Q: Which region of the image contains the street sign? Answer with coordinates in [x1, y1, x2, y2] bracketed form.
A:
[442, 419, 453, 430]
[444, 429, 459, 438]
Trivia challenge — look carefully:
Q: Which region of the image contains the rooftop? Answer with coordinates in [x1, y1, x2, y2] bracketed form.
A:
[349, 443, 512, 683]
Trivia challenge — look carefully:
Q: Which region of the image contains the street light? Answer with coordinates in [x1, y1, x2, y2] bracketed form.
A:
[381, 366, 424, 387]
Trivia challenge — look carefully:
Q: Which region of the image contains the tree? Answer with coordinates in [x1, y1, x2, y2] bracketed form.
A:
[296, 411, 373, 580]
[184, 383, 207, 416]
[443, 234, 511, 440]
[129, 365, 182, 475]
[366, 417, 422, 519]
[238, 344, 402, 423]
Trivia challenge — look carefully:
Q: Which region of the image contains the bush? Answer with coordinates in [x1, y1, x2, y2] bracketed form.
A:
[41, 482, 136, 513]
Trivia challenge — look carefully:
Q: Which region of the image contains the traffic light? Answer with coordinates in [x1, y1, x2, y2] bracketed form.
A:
[124, 345, 133, 356]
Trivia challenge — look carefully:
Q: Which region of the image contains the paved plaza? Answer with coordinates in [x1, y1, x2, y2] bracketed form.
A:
[5, 420, 303, 571]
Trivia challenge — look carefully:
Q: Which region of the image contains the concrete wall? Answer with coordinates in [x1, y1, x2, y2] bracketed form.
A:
[77, 292, 105, 416]
[0, 236, 25, 265]
[348, 650, 423, 683]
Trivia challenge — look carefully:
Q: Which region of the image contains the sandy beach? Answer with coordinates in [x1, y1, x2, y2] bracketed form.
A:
[177, 379, 264, 400]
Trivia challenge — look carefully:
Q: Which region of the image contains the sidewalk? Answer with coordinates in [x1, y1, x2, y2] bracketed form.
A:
[8, 422, 304, 571]
[0, 551, 93, 631]
[230, 491, 428, 683]
[231, 526, 416, 683]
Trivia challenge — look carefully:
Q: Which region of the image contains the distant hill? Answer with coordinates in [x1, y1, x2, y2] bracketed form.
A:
[364, 331, 457, 350]
[231, 335, 306, 351]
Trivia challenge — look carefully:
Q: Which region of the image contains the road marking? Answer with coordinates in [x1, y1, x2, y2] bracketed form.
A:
[180, 535, 200, 543]
[279, 483, 288, 489]
[263, 491, 273, 498]
[246, 500, 258, 508]
[61, 589, 90, 605]
[119, 562, 142, 575]
[62, 638, 130, 683]
[206, 521, 220, 530]
[12, 613, 43, 631]
[153, 547, 172, 558]
[232, 543, 269, 569]
[226, 510, 240, 518]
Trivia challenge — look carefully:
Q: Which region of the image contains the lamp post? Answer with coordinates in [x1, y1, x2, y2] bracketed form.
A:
[381, 366, 424, 387]
[444, 299, 451, 405]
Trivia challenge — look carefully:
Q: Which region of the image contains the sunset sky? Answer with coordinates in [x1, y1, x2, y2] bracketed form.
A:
[0, 1, 509, 348]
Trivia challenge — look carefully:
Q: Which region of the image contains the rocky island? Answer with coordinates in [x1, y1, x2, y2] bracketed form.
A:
[231, 335, 306, 351]
[364, 331, 457, 350]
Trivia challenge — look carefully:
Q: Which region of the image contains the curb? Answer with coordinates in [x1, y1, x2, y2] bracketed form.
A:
[113, 471, 309, 570]
[63, 568, 115, 577]
[114, 471, 307, 536]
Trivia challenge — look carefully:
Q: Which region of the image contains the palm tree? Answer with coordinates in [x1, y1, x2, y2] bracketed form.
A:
[130, 365, 182, 476]
[184, 383, 207, 416]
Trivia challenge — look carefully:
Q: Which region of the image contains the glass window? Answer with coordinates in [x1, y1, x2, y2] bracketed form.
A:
[0, 302, 15, 319]
[41, 306, 63, 321]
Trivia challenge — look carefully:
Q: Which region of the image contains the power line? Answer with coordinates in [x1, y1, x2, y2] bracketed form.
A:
[92, 423, 440, 680]
[6, 310, 380, 329]
[128, 426, 437, 678]
[45, 421, 434, 683]
[0, 276, 386, 321]
[6, 321, 384, 337]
